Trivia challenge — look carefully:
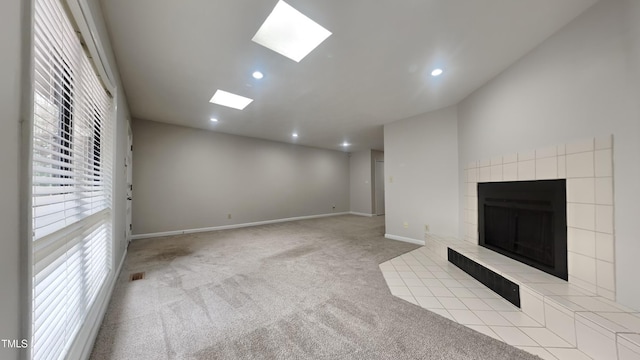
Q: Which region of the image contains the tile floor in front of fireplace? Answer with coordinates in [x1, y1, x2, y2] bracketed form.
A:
[380, 248, 592, 360]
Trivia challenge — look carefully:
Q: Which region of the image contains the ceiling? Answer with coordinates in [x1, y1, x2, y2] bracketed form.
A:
[100, 0, 597, 152]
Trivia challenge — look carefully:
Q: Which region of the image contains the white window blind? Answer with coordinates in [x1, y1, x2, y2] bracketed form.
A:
[32, 0, 113, 359]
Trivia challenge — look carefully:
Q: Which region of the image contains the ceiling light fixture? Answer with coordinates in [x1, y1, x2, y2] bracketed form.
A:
[431, 68, 444, 77]
[252, 71, 264, 79]
[292, 133, 298, 138]
[209, 90, 253, 110]
[252, 0, 332, 62]
[342, 142, 350, 147]
[210, 117, 219, 122]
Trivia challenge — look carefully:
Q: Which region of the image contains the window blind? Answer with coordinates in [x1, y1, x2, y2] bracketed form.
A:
[32, 0, 113, 359]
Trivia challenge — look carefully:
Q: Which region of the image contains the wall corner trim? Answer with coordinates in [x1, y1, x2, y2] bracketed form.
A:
[349, 212, 376, 217]
[131, 212, 352, 240]
[384, 234, 425, 246]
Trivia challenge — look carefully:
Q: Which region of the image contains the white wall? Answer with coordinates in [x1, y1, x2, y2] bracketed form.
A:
[349, 150, 373, 214]
[457, 0, 640, 310]
[371, 150, 384, 214]
[384, 106, 459, 241]
[132, 119, 350, 235]
[0, 0, 23, 358]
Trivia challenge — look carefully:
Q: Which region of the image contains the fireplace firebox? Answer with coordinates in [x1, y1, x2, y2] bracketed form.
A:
[478, 180, 567, 280]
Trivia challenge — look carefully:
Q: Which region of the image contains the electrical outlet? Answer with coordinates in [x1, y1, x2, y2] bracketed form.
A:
[403, 221, 408, 229]
[227, 214, 231, 219]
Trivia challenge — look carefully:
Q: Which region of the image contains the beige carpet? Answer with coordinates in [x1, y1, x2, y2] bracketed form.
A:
[90, 215, 538, 359]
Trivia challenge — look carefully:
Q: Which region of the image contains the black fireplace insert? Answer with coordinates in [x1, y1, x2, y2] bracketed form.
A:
[478, 180, 567, 280]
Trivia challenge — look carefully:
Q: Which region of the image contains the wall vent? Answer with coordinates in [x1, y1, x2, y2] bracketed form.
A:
[129, 272, 145, 282]
[448, 248, 520, 308]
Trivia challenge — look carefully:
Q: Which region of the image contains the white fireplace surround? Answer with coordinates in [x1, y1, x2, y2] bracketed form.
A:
[463, 135, 615, 300]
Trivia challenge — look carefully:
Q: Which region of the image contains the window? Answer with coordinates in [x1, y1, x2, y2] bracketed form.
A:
[31, 0, 114, 359]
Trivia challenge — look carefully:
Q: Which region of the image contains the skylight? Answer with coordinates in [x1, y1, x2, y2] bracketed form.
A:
[252, 0, 332, 62]
[209, 90, 253, 110]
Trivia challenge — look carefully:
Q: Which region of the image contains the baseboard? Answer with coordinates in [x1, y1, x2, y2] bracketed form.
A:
[384, 234, 425, 246]
[349, 211, 375, 217]
[131, 212, 351, 240]
[67, 247, 127, 360]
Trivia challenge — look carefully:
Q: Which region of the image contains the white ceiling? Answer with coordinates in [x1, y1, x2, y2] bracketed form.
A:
[100, 0, 597, 152]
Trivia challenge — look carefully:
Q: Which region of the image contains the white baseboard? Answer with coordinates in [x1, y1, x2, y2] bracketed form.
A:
[349, 211, 375, 217]
[67, 246, 127, 360]
[384, 234, 425, 246]
[131, 212, 351, 240]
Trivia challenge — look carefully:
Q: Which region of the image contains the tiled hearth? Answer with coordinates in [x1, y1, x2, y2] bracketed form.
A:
[379, 237, 640, 360]
[463, 135, 616, 299]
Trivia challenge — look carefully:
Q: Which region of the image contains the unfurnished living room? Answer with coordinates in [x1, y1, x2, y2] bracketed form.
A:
[2, 0, 640, 359]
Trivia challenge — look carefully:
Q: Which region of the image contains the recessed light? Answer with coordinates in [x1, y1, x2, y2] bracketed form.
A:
[342, 142, 350, 147]
[209, 90, 253, 110]
[252, 0, 332, 62]
[292, 133, 298, 138]
[210, 117, 218, 122]
[252, 71, 264, 79]
[431, 68, 443, 77]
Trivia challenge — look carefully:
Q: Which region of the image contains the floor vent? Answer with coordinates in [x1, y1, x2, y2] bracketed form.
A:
[447, 248, 520, 308]
[129, 272, 145, 282]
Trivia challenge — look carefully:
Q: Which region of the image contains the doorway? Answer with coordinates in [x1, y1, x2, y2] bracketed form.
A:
[374, 160, 385, 215]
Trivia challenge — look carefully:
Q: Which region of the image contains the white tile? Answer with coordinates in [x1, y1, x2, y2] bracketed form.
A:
[420, 278, 444, 287]
[393, 265, 412, 272]
[467, 182, 477, 197]
[438, 297, 468, 310]
[491, 156, 503, 165]
[398, 271, 418, 279]
[595, 134, 613, 150]
[483, 298, 518, 312]
[521, 327, 572, 347]
[429, 287, 455, 297]
[521, 288, 545, 323]
[479, 166, 491, 182]
[479, 158, 491, 167]
[450, 287, 476, 298]
[439, 279, 464, 288]
[449, 309, 485, 325]
[429, 308, 453, 320]
[519, 150, 536, 161]
[503, 163, 518, 181]
[470, 288, 501, 299]
[500, 311, 543, 327]
[403, 278, 426, 287]
[389, 286, 412, 297]
[490, 326, 538, 346]
[595, 149, 613, 177]
[567, 227, 596, 257]
[409, 286, 434, 297]
[518, 346, 557, 360]
[595, 232, 614, 262]
[567, 152, 594, 178]
[600, 313, 640, 332]
[415, 296, 443, 309]
[396, 294, 418, 305]
[618, 343, 640, 360]
[576, 316, 618, 360]
[460, 298, 493, 311]
[490, 165, 503, 181]
[467, 325, 502, 341]
[382, 270, 400, 279]
[595, 205, 614, 234]
[598, 287, 616, 301]
[518, 160, 536, 180]
[566, 138, 594, 154]
[567, 203, 595, 231]
[595, 177, 613, 205]
[384, 277, 406, 286]
[537, 156, 558, 180]
[568, 252, 597, 285]
[567, 178, 595, 204]
[558, 155, 567, 178]
[547, 347, 593, 360]
[473, 310, 512, 325]
[544, 300, 577, 346]
[537, 145, 558, 159]
[503, 153, 518, 164]
[414, 271, 435, 279]
[596, 260, 615, 291]
[467, 168, 478, 182]
[467, 161, 478, 169]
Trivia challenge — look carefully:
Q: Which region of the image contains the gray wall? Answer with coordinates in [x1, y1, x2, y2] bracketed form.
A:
[384, 106, 459, 241]
[0, 0, 23, 358]
[457, 0, 640, 310]
[349, 150, 373, 214]
[371, 150, 384, 214]
[132, 119, 350, 235]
